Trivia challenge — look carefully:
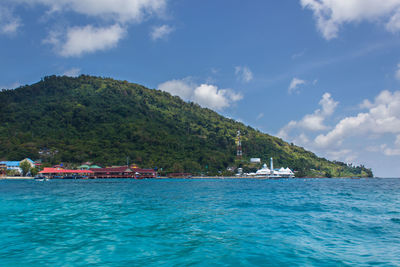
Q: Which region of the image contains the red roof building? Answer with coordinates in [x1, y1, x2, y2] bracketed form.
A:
[90, 167, 157, 179]
[133, 168, 157, 179]
[89, 167, 134, 178]
[38, 166, 158, 179]
[39, 168, 93, 178]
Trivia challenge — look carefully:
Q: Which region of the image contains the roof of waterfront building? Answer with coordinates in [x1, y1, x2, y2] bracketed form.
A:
[78, 164, 90, 169]
[39, 168, 94, 174]
[90, 165, 102, 169]
[90, 167, 133, 173]
[0, 161, 20, 167]
[78, 164, 102, 169]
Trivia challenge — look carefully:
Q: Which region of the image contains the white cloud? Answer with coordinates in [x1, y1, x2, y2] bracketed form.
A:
[193, 84, 231, 110]
[278, 92, 338, 138]
[300, 0, 400, 40]
[225, 90, 243, 102]
[256, 113, 264, 120]
[296, 133, 310, 145]
[235, 66, 253, 83]
[0, 7, 21, 35]
[315, 90, 400, 150]
[277, 93, 368, 165]
[326, 149, 357, 162]
[359, 99, 373, 109]
[62, 68, 81, 77]
[288, 77, 306, 94]
[45, 24, 126, 57]
[381, 144, 400, 156]
[279, 89, 400, 175]
[387, 9, 400, 32]
[158, 78, 243, 111]
[319, 92, 338, 116]
[14, 0, 166, 23]
[7, 0, 167, 55]
[369, 142, 400, 156]
[301, 114, 327, 131]
[158, 78, 194, 101]
[150, 24, 174, 40]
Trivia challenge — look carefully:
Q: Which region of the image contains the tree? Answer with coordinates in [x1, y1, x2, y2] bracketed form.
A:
[6, 169, 20, 176]
[172, 162, 183, 173]
[20, 160, 31, 176]
[295, 169, 307, 178]
[30, 167, 39, 176]
[325, 170, 332, 178]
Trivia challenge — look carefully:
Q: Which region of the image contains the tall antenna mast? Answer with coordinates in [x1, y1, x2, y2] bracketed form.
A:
[236, 130, 243, 158]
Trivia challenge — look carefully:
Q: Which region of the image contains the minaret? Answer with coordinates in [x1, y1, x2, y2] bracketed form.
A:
[270, 157, 274, 173]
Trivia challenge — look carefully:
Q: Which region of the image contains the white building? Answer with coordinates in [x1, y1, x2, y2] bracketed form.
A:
[244, 158, 295, 178]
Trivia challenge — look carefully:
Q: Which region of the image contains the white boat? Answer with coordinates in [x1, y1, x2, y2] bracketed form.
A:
[34, 175, 49, 181]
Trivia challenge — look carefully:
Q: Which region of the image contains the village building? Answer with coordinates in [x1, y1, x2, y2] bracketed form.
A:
[39, 168, 94, 178]
[89, 166, 157, 179]
[89, 166, 135, 178]
[0, 158, 36, 175]
[0, 161, 21, 174]
[0, 163, 7, 177]
[250, 158, 261, 163]
[133, 168, 158, 178]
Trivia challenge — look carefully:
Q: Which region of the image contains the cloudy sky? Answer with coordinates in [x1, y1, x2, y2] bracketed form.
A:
[2, 0, 400, 177]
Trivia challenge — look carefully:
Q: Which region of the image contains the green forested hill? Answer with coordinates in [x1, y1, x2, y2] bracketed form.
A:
[0, 75, 372, 177]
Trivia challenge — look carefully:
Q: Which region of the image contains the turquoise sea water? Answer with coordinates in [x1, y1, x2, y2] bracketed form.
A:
[1, 178, 400, 266]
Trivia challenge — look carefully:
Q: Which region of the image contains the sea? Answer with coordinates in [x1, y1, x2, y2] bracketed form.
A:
[1, 178, 399, 266]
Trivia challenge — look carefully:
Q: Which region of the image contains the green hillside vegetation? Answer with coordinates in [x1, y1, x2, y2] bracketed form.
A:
[0, 75, 373, 177]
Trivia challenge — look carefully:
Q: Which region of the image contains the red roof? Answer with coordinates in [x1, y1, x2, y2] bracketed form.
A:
[39, 168, 94, 174]
[90, 167, 133, 173]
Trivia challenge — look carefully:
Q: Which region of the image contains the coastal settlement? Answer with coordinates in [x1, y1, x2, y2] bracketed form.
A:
[0, 157, 295, 179]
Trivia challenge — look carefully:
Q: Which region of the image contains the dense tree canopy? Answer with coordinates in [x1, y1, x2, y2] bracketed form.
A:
[0, 75, 373, 177]
[19, 160, 31, 176]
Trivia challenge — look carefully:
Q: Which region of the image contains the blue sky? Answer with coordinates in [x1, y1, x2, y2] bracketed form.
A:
[2, 0, 400, 177]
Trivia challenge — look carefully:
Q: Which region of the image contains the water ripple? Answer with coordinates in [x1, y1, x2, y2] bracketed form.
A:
[0, 178, 400, 266]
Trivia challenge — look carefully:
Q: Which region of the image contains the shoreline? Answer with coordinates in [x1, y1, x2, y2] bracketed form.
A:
[0, 176, 34, 180]
[0, 176, 371, 180]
